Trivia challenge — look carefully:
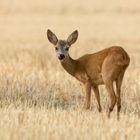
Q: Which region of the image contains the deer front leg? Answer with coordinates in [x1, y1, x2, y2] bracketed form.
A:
[92, 85, 102, 112]
[83, 81, 91, 109]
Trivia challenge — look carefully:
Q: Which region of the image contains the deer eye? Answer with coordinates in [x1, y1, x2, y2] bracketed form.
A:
[65, 48, 69, 51]
[55, 47, 58, 50]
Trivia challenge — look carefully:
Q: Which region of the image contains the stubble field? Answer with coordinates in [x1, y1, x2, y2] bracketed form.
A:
[0, 0, 140, 140]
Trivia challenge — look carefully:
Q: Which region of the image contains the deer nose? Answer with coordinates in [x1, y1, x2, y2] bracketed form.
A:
[58, 54, 65, 60]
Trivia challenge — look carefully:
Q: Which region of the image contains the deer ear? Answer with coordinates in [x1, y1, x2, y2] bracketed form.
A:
[67, 30, 78, 46]
[47, 29, 58, 45]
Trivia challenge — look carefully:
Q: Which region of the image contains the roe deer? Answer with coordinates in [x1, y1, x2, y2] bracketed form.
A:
[47, 29, 130, 120]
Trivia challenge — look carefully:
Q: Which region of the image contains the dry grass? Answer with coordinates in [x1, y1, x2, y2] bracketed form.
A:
[0, 0, 140, 139]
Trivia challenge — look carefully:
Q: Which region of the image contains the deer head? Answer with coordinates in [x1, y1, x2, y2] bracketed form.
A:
[47, 29, 78, 60]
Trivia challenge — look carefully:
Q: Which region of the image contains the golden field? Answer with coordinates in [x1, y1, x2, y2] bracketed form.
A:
[0, 0, 140, 139]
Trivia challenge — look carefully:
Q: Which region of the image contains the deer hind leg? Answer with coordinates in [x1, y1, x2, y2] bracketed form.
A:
[116, 71, 125, 120]
[92, 85, 102, 112]
[84, 81, 92, 109]
[102, 55, 119, 118]
[104, 79, 116, 118]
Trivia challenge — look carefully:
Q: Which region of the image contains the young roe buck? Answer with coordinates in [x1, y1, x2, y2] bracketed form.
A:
[47, 29, 130, 120]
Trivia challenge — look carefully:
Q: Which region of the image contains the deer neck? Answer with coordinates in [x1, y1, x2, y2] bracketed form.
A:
[61, 55, 77, 76]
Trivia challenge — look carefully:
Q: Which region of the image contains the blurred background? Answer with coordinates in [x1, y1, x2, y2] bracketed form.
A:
[0, 0, 139, 106]
[1, 0, 140, 41]
[0, 1, 140, 139]
[1, 0, 140, 62]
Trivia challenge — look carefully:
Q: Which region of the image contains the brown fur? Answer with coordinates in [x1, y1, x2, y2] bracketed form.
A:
[47, 30, 130, 120]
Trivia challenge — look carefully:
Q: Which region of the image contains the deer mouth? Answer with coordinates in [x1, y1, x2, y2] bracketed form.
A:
[58, 54, 65, 60]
